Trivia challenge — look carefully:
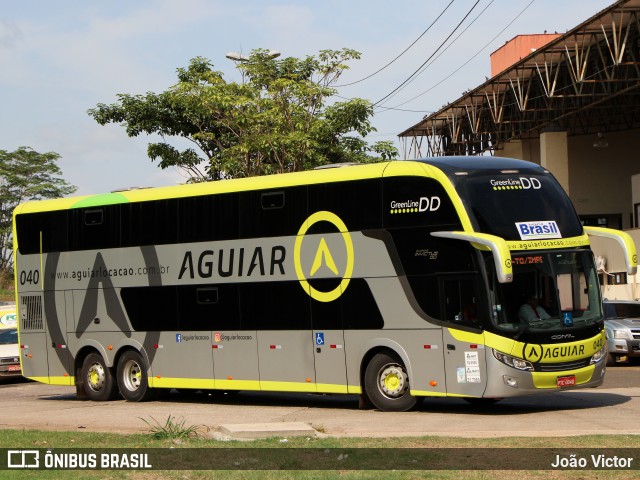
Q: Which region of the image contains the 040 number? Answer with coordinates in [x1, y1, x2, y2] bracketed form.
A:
[19, 269, 40, 285]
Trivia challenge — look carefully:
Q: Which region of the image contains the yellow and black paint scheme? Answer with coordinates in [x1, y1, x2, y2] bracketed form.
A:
[11, 157, 631, 410]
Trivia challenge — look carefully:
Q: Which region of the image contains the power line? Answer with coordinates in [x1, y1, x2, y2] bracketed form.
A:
[336, 0, 456, 88]
[393, 10, 635, 148]
[375, 0, 496, 111]
[386, 0, 536, 110]
[373, 0, 481, 107]
[335, 1, 537, 120]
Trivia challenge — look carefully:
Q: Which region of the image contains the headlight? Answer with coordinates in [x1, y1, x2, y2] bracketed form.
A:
[493, 349, 534, 371]
[613, 330, 632, 340]
[591, 346, 606, 364]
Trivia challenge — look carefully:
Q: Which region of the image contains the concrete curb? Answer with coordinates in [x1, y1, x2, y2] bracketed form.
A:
[218, 422, 316, 439]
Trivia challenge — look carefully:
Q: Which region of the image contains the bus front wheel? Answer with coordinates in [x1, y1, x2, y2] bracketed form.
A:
[117, 350, 155, 402]
[364, 352, 417, 412]
[81, 352, 118, 401]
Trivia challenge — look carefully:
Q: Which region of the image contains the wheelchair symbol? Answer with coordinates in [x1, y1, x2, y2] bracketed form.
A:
[315, 332, 325, 345]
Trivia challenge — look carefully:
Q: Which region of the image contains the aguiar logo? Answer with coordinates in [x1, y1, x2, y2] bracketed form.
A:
[522, 343, 543, 363]
[294, 211, 354, 302]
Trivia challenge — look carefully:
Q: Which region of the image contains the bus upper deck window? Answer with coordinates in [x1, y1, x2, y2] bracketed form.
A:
[84, 209, 103, 226]
[261, 192, 285, 210]
[197, 287, 219, 305]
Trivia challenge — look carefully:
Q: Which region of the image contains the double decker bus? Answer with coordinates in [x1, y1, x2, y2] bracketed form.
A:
[12, 157, 636, 411]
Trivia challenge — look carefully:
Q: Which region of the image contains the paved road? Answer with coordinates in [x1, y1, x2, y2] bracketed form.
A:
[0, 366, 638, 438]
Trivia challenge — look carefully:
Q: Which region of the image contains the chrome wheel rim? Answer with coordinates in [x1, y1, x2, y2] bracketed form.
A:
[122, 359, 142, 392]
[87, 362, 106, 392]
[378, 364, 408, 398]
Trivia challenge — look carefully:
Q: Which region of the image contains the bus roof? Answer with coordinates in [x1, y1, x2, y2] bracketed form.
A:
[14, 157, 545, 215]
[421, 156, 545, 173]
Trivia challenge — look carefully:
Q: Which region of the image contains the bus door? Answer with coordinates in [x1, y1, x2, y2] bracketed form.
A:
[311, 287, 347, 394]
[155, 286, 223, 391]
[257, 328, 317, 392]
[439, 275, 487, 397]
[150, 328, 215, 391]
[241, 283, 317, 393]
[211, 285, 259, 393]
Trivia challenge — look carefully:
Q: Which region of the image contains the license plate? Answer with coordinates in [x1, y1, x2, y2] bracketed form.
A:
[557, 375, 576, 387]
[7, 365, 20, 372]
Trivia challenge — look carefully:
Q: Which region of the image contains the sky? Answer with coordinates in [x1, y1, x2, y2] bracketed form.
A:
[1, 0, 607, 195]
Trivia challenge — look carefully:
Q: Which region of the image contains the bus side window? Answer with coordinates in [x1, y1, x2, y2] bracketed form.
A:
[240, 187, 307, 238]
[440, 276, 480, 325]
[70, 206, 120, 251]
[84, 209, 103, 226]
[15, 210, 69, 254]
[178, 193, 238, 243]
[261, 191, 284, 210]
[197, 287, 218, 305]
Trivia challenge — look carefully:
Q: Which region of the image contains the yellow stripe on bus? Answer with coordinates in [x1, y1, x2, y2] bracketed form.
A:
[316, 384, 350, 394]
[259, 381, 317, 393]
[26, 376, 74, 386]
[410, 390, 449, 397]
[212, 379, 261, 391]
[447, 329, 605, 363]
[506, 234, 590, 251]
[147, 377, 351, 394]
[14, 163, 391, 214]
[532, 366, 595, 388]
[148, 377, 216, 390]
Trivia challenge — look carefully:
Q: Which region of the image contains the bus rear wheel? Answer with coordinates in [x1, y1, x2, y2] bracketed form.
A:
[81, 352, 118, 401]
[364, 352, 417, 412]
[117, 350, 155, 402]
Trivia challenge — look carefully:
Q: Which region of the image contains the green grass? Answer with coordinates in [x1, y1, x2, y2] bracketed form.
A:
[0, 429, 639, 479]
[139, 415, 201, 440]
[0, 287, 13, 303]
[3, 428, 640, 449]
[0, 269, 13, 301]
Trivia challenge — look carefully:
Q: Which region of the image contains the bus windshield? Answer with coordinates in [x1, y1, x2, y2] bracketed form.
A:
[486, 250, 602, 333]
[454, 172, 584, 240]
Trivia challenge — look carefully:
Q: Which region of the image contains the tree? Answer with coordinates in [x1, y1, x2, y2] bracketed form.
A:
[0, 147, 76, 281]
[88, 49, 398, 182]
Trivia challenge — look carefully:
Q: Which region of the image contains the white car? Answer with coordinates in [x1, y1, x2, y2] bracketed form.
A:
[0, 304, 16, 328]
[603, 300, 640, 366]
[0, 327, 20, 377]
[0, 305, 20, 378]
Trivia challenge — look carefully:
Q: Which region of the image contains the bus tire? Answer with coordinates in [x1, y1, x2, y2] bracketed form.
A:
[117, 350, 155, 402]
[364, 351, 417, 412]
[81, 352, 118, 401]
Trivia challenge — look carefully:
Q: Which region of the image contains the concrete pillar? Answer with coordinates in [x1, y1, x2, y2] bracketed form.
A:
[632, 173, 640, 228]
[498, 140, 524, 160]
[540, 130, 569, 194]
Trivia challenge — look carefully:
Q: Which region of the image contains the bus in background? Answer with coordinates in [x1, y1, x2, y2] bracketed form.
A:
[590, 228, 640, 302]
[0, 304, 20, 378]
[12, 157, 637, 411]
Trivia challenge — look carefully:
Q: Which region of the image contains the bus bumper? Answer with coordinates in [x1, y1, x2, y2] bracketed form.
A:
[483, 357, 606, 398]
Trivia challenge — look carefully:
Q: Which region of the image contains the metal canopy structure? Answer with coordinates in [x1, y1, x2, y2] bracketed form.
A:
[399, 0, 640, 157]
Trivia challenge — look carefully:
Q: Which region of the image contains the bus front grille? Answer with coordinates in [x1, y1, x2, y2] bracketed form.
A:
[536, 359, 591, 372]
